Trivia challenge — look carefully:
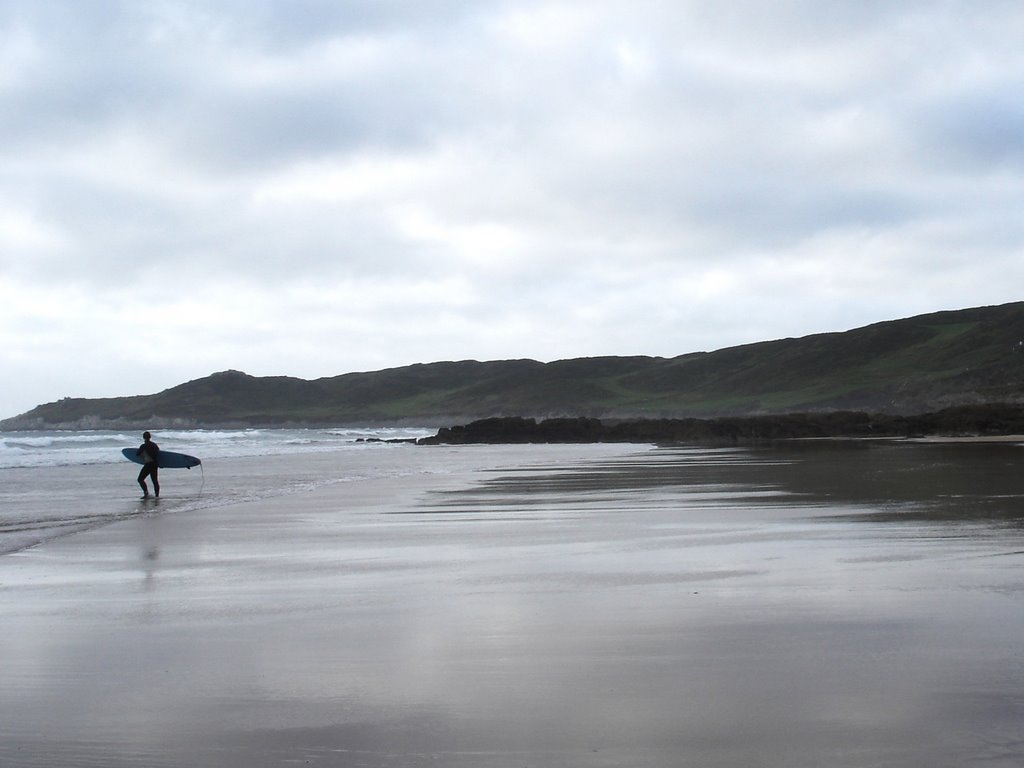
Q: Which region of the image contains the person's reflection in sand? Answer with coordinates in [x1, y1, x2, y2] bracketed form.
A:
[142, 545, 159, 591]
[138, 510, 161, 593]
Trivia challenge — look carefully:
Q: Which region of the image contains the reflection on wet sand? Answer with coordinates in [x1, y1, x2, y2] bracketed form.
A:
[2, 440, 1023, 767]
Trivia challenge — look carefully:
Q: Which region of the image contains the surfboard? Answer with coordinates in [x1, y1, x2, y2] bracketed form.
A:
[121, 448, 201, 469]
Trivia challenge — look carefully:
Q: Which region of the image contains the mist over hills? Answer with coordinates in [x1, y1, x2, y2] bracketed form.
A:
[4, 302, 1024, 431]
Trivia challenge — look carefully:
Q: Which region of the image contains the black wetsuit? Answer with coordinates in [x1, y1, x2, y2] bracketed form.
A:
[137, 439, 161, 497]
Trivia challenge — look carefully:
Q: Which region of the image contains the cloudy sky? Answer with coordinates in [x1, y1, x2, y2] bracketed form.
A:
[2, 0, 1023, 418]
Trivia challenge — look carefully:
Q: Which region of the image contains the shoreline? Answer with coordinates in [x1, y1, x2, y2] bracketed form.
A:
[7, 403, 1024, 439]
[3, 441, 1024, 767]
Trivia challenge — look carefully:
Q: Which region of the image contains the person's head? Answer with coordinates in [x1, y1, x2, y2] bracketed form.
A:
[143, 431, 151, 440]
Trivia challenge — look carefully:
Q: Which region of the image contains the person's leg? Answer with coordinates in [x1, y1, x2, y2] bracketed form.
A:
[138, 466, 150, 497]
[152, 468, 160, 497]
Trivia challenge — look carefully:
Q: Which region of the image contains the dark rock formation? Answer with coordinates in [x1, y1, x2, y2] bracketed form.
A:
[417, 405, 1024, 445]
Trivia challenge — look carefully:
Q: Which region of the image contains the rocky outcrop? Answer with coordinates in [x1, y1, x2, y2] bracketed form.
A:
[417, 405, 1024, 445]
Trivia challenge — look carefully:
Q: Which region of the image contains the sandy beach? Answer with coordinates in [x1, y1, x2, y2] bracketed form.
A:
[3, 440, 1024, 767]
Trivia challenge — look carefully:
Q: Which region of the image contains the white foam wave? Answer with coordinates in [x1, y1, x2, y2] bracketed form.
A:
[0, 427, 437, 469]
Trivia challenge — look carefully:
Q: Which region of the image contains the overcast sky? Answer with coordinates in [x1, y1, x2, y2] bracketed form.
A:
[2, 0, 1023, 418]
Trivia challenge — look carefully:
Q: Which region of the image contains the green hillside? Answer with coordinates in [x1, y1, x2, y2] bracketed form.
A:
[5, 302, 1024, 429]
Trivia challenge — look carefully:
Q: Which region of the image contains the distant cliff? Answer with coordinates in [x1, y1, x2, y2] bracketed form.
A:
[4, 302, 1024, 430]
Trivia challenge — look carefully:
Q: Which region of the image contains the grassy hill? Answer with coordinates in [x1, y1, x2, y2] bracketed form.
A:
[5, 302, 1024, 429]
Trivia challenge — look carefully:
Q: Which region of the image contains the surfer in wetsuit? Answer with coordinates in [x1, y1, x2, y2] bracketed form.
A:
[136, 431, 160, 498]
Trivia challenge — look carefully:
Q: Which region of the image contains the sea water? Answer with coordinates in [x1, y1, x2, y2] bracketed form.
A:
[0, 428, 437, 554]
[0, 427, 435, 469]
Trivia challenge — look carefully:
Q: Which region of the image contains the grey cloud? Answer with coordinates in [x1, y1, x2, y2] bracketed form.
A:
[919, 89, 1024, 170]
[3, 0, 1024, 417]
[190, 0, 483, 48]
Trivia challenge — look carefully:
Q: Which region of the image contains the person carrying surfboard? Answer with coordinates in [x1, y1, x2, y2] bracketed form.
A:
[136, 431, 161, 498]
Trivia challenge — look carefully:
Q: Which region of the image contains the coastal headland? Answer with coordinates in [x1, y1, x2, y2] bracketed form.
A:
[3, 302, 1023, 430]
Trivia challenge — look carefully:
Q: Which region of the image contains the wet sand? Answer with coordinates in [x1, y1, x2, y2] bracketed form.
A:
[2, 442, 1024, 767]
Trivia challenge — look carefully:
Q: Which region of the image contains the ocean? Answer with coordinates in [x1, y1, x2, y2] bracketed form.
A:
[0, 428, 438, 554]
